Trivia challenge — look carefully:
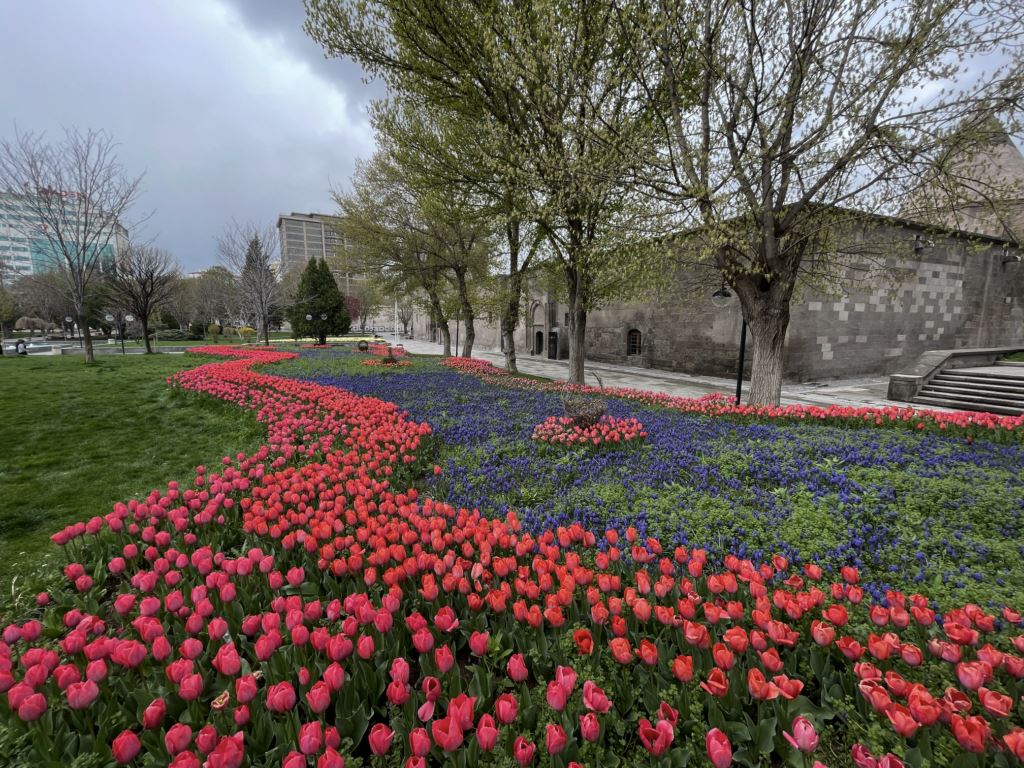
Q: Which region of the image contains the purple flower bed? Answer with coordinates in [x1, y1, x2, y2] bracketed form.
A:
[277, 352, 1024, 609]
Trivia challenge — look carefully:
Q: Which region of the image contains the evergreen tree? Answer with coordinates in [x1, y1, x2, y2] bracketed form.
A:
[286, 258, 350, 344]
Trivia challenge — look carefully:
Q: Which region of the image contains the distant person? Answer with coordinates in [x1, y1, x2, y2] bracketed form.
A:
[15, 339, 27, 356]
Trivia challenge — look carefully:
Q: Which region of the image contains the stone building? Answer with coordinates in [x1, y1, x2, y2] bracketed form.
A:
[412, 134, 1024, 382]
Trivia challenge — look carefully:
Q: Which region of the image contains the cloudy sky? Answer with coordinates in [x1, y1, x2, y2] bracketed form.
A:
[0, 1, 381, 272]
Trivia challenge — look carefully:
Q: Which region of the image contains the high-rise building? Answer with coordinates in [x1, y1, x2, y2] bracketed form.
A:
[276, 212, 351, 275]
[0, 191, 127, 281]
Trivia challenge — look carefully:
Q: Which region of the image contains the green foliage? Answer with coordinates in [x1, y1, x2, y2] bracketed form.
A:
[286, 258, 351, 343]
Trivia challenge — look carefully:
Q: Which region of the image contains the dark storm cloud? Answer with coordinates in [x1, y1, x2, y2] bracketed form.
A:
[0, 1, 379, 272]
[220, 0, 389, 113]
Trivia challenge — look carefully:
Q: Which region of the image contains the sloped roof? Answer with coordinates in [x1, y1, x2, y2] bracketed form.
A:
[902, 121, 1024, 243]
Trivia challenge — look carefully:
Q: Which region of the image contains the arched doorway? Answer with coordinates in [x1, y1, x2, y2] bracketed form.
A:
[535, 330, 544, 355]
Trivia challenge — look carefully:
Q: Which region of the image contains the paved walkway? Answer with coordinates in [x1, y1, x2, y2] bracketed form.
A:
[397, 339, 918, 410]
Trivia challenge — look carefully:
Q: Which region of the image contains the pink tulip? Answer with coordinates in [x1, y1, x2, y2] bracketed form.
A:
[706, 728, 733, 768]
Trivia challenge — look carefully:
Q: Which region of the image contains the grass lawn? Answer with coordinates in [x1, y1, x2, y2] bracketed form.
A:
[0, 353, 263, 604]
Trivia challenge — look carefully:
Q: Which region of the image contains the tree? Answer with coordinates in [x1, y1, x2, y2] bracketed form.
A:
[336, 154, 455, 355]
[109, 245, 179, 353]
[286, 258, 351, 344]
[0, 285, 17, 354]
[626, 0, 1024, 404]
[305, 0, 656, 382]
[349, 279, 383, 333]
[397, 301, 414, 336]
[191, 266, 238, 332]
[164, 276, 202, 334]
[0, 127, 143, 363]
[218, 222, 280, 345]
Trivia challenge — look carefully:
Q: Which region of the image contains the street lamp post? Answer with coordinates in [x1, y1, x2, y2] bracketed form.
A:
[712, 285, 747, 405]
[124, 314, 135, 353]
[320, 313, 328, 346]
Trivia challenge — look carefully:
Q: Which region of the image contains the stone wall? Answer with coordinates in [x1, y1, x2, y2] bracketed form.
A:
[409, 218, 1024, 381]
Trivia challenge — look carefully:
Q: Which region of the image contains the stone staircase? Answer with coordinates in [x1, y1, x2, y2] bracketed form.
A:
[913, 360, 1024, 415]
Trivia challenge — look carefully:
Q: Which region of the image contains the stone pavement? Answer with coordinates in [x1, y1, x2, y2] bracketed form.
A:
[396, 338, 920, 410]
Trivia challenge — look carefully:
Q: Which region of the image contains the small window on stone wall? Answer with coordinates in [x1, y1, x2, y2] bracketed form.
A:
[627, 329, 642, 356]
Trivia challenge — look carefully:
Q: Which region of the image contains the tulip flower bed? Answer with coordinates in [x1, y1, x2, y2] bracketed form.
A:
[280, 350, 1024, 611]
[367, 343, 407, 358]
[2, 346, 1024, 768]
[438, 357, 1024, 443]
[532, 415, 648, 448]
[362, 359, 413, 369]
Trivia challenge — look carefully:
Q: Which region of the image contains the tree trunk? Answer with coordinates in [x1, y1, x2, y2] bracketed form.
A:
[744, 302, 790, 406]
[80, 312, 95, 363]
[438, 321, 452, 356]
[425, 289, 451, 357]
[564, 259, 588, 384]
[141, 316, 153, 354]
[262, 315, 270, 346]
[568, 305, 587, 384]
[318, 332, 327, 345]
[453, 269, 475, 358]
[500, 312, 518, 373]
[500, 220, 524, 373]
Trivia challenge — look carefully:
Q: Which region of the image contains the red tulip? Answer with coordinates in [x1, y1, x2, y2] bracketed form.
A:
[66, 680, 100, 710]
[951, 714, 990, 753]
[431, 715, 463, 752]
[672, 654, 694, 682]
[316, 747, 345, 768]
[582, 680, 612, 713]
[706, 728, 733, 768]
[112, 730, 142, 764]
[165, 723, 193, 755]
[495, 693, 518, 724]
[545, 723, 568, 755]
[638, 718, 674, 756]
[17, 693, 47, 722]
[369, 723, 394, 756]
[546, 680, 568, 711]
[196, 725, 219, 755]
[513, 736, 536, 766]
[142, 697, 167, 729]
[408, 727, 431, 756]
[299, 722, 323, 755]
[469, 631, 489, 656]
[507, 654, 528, 682]
[206, 732, 244, 768]
[580, 712, 601, 742]
[266, 681, 297, 712]
[573, 628, 593, 655]
[700, 668, 729, 697]
[609, 637, 633, 664]
[212, 643, 241, 676]
[434, 644, 454, 673]
[1004, 728, 1024, 760]
[476, 714, 499, 751]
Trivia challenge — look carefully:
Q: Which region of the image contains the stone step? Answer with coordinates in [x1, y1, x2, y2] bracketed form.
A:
[921, 384, 1024, 404]
[931, 375, 1024, 392]
[995, 360, 1024, 368]
[912, 396, 1024, 416]
[937, 371, 1024, 384]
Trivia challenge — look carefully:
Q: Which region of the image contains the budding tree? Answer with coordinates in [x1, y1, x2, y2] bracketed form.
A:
[627, 0, 1024, 404]
[109, 244, 180, 353]
[0, 127, 143, 363]
[217, 222, 280, 345]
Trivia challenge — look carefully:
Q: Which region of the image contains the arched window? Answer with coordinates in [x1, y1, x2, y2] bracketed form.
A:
[627, 329, 642, 356]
